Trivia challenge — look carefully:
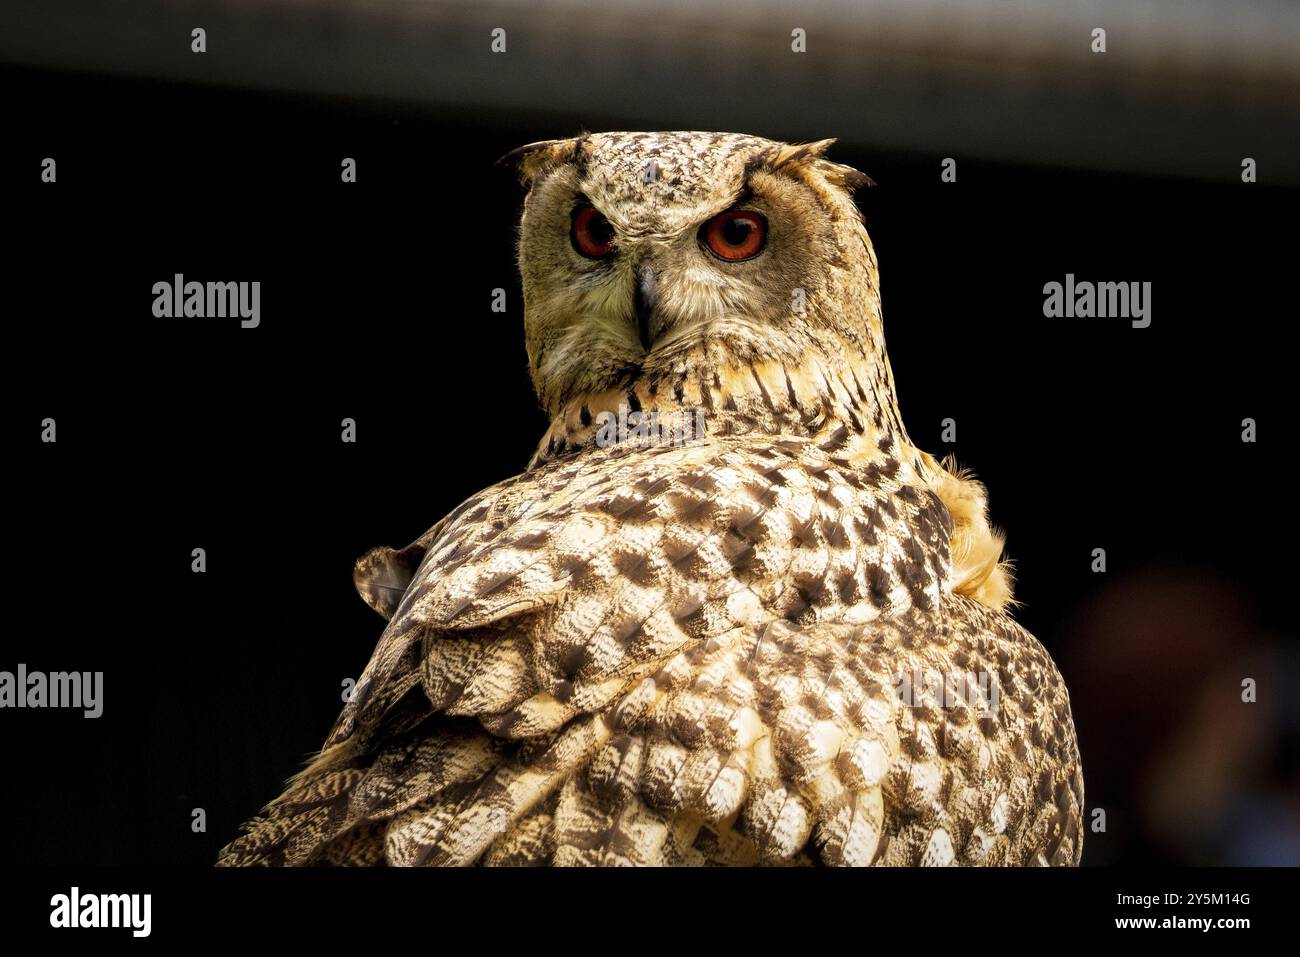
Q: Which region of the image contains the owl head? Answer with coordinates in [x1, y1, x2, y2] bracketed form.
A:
[504, 131, 894, 425]
[505, 131, 1014, 612]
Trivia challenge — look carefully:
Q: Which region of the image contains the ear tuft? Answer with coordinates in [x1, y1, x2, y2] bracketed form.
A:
[769, 138, 838, 171]
[766, 139, 874, 193]
[821, 161, 876, 192]
[497, 136, 583, 186]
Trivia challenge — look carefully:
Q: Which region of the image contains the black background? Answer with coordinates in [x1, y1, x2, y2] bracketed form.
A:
[4, 63, 1290, 868]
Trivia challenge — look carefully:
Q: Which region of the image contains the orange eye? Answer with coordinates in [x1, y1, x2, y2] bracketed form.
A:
[571, 205, 616, 258]
[702, 210, 767, 261]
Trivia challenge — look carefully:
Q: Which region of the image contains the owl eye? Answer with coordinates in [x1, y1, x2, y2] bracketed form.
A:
[571, 205, 616, 258]
[701, 210, 767, 262]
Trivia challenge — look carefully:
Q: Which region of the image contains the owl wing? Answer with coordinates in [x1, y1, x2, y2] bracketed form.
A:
[352, 535, 439, 620]
[217, 436, 1081, 866]
[534, 598, 1083, 866]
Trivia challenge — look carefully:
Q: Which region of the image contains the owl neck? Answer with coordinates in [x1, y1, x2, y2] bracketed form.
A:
[529, 349, 917, 469]
[530, 347, 1015, 612]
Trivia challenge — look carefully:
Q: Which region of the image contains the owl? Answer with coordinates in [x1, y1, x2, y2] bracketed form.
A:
[218, 132, 1083, 866]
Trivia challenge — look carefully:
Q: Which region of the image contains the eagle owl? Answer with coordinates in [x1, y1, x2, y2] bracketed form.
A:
[219, 132, 1083, 867]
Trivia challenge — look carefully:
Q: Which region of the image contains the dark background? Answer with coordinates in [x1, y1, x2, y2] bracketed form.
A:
[4, 30, 1295, 868]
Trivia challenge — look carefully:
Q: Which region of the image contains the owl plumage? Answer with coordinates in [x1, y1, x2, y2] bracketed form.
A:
[218, 132, 1082, 867]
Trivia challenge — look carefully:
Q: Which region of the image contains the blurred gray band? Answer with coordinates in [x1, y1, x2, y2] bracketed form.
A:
[4, 0, 1297, 183]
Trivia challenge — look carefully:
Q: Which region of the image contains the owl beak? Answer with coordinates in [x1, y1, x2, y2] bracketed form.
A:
[634, 266, 658, 351]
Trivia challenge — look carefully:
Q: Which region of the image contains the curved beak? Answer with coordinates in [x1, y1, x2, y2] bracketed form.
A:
[634, 264, 658, 351]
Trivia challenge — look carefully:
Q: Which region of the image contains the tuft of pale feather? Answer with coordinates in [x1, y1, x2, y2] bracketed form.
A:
[922, 453, 1015, 612]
